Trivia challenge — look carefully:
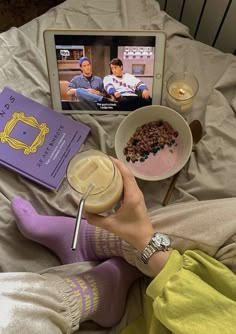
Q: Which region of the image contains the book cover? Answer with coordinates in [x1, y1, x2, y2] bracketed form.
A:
[0, 87, 90, 190]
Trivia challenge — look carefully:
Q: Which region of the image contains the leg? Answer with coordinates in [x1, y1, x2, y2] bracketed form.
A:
[75, 88, 103, 103]
[11, 196, 154, 276]
[0, 272, 73, 333]
[0, 258, 141, 332]
[12, 197, 236, 275]
[148, 198, 236, 273]
[63, 257, 142, 327]
[116, 96, 152, 111]
[11, 196, 124, 264]
[118, 198, 236, 276]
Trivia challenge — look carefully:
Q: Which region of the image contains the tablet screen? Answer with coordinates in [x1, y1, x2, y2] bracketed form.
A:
[53, 34, 159, 113]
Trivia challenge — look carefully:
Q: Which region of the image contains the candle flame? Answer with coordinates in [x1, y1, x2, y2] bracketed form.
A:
[178, 88, 185, 96]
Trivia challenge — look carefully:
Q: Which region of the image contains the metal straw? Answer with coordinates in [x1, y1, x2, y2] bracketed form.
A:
[71, 183, 94, 250]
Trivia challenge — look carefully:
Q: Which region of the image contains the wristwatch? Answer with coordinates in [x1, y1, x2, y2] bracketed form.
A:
[140, 232, 171, 264]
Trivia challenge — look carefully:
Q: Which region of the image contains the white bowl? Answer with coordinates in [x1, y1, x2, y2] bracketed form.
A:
[115, 105, 192, 181]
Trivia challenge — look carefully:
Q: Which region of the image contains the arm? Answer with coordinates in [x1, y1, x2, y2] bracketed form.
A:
[147, 249, 236, 334]
[85, 158, 171, 275]
[87, 88, 104, 95]
[85, 159, 236, 333]
[67, 75, 85, 97]
[87, 77, 106, 96]
[67, 88, 76, 96]
[129, 74, 150, 99]
[141, 88, 150, 99]
[67, 78, 77, 97]
[103, 76, 121, 98]
[136, 81, 150, 99]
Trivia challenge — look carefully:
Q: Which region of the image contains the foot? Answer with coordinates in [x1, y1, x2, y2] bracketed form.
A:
[11, 196, 123, 264]
[68, 257, 142, 327]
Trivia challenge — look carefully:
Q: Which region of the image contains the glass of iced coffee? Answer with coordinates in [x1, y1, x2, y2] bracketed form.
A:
[66, 149, 123, 214]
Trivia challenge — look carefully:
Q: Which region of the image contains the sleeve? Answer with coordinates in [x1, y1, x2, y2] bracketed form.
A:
[146, 250, 236, 334]
[103, 75, 116, 95]
[136, 80, 148, 92]
[67, 77, 78, 89]
[127, 74, 148, 91]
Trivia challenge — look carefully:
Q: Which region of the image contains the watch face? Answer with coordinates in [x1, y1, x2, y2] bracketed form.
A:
[160, 234, 170, 246]
[153, 233, 170, 248]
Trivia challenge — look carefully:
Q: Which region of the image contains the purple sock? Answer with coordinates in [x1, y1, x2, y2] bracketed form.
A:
[11, 196, 123, 264]
[65, 257, 142, 327]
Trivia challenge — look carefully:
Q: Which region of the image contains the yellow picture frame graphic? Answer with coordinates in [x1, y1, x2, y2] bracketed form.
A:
[0, 112, 49, 155]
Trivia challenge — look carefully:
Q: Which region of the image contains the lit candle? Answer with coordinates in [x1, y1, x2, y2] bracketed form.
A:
[166, 73, 199, 114]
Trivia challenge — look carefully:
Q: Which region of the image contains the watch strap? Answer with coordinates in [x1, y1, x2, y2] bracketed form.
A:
[141, 243, 159, 264]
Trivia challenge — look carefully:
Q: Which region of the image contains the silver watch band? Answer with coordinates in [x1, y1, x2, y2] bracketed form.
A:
[141, 244, 158, 264]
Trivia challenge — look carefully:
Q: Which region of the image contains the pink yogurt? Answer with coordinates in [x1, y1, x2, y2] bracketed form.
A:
[129, 137, 182, 177]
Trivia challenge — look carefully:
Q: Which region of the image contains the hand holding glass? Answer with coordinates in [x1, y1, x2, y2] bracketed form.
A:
[84, 158, 155, 252]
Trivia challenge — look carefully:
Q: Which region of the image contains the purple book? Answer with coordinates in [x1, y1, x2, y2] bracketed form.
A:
[0, 87, 90, 190]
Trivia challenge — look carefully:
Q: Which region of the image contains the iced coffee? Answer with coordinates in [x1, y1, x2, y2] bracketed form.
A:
[66, 149, 123, 214]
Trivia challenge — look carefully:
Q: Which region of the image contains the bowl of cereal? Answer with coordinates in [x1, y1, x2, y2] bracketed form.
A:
[115, 105, 193, 181]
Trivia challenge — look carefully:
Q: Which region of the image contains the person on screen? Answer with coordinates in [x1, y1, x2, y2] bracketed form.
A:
[103, 58, 152, 111]
[67, 56, 114, 107]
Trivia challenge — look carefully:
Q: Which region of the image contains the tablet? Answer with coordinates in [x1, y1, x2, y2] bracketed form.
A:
[44, 29, 166, 114]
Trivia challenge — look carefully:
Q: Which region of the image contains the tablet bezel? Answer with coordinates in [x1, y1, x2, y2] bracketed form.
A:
[44, 29, 166, 114]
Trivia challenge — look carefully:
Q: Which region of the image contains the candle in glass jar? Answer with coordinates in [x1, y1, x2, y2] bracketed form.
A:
[166, 73, 199, 114]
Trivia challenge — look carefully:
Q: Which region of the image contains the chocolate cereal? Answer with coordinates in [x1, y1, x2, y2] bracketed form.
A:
[123, 120, 178, 163]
